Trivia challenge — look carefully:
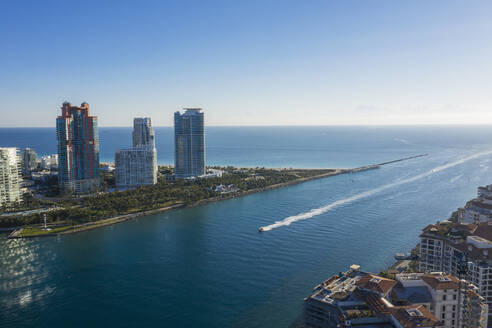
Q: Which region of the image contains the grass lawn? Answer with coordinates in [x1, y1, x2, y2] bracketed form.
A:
[18, 226, 74, 237]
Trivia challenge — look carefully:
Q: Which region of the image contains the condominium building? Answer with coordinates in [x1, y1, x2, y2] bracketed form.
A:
[56, 102, 100, 194]
[419, 222, 492, 324]
[133, 117, 155, 148]
[174, 108, 205, 178]
[115, 117, 157, 188]
[304, 265, 487, 328]
[115, 148, 157, 188]
[458, 184, 492, 224]
[0, 148, 22, 207]
[21, 148, 38, 173]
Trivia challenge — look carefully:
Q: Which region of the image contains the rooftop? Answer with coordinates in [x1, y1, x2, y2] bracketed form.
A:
[469, 200, 492, 211]
[356, 274, 397, 295]
[392, 285, 432, 304]
[421, 273, 459, 290]
[391, 305, 441, 328]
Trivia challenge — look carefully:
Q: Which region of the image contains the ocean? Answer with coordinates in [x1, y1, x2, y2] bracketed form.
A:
[2, 125, 492, 327]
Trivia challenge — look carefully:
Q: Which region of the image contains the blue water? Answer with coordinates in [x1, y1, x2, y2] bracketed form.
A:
[4, 125, 491, 167]
[2, 126, 492, 327]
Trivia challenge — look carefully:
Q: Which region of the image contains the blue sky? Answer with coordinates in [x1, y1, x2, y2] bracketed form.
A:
[0, 0, 491, 126]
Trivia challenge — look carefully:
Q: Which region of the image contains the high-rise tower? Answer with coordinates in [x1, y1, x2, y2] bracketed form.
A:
[56, 102, 100, 194]
[115, 117, 157, 188]
[21, 148, 38, 173]
[174, 108, 205, 178]
[0, 148, 22, 207]
[132, 117, 155, 148]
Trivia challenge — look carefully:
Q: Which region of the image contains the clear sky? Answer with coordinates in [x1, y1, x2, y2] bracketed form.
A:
[1, 0, 491, 127]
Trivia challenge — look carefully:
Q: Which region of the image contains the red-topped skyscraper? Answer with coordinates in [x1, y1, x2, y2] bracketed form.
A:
[56, 102, 100, 194]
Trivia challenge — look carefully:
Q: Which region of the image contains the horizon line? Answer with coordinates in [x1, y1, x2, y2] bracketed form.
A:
[3, 123, 492, 128]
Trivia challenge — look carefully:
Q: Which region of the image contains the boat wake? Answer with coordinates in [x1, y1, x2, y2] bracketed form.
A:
[259, 150, 492, 232]
[450, 174, 463, 183]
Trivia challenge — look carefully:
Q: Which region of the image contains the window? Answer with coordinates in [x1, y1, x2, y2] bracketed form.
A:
[442, 305, 446, 312]
[443, 295, 447, 301]
[442, 313, 445, 319]
[453, 294, 457, 300]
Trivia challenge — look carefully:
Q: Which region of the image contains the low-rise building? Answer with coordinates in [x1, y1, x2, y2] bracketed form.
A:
[304, 265, 487, 328]
[40, 154, 58, 170]
[31, 170, 57, 182]
[100, 162, 115, 173]
[214, 184, 239, 194]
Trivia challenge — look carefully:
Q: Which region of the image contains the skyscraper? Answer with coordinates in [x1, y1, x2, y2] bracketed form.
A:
[21, 148, 38, 173]
[115, 117, 157, 188]
[0, 148, 22, 207]
[174, 108, 205, 178]
[56, 102, 100, 194]
[133, 117, 155, 148]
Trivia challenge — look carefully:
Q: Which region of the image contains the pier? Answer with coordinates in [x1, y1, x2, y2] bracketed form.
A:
[339, 154, 428, 175]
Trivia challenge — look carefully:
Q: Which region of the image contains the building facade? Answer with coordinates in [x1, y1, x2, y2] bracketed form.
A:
[0, 148, 22, 207]
[174, 108, 205, 178]
[304, 265, 488, 328]
[21, 148, 38, 173]
[133, 117, 155, 148]
[40, 154, 58, 170]
[419, 222, 492, 325]
[56, 102, 100, 194]
[458, 184, 492, 224]
[115, 148, 157, 188]
[115, 117, 157, 188]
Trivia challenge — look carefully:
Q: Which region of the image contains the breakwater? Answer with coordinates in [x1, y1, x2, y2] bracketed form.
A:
[341, 154, 428, 174]
[259, 154, 430, 231]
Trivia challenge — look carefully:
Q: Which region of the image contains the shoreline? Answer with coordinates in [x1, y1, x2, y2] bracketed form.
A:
[7, 154, 427, 239]
[7, 168, 353, 238]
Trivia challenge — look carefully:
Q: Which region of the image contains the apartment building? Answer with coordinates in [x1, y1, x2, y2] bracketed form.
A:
[419, 222, 492, 324]
[21, 148, 38, 173]
[0, 148, 22, 207]
[459, 184, 492, 224]
[56, 102, 100, 194]
[304, 265, 487, 328]
[115, 117, 157, 188]
[174, 108, 205, 178]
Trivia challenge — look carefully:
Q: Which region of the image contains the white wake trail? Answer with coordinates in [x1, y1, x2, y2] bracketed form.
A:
[450, 174, 463, 183]
[259, 150, 492, 232]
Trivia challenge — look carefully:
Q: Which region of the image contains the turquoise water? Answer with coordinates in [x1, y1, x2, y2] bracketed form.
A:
[2, 126, 492, 327]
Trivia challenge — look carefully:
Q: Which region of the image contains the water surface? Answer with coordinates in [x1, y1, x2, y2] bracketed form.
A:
[2, 126, 492, 327]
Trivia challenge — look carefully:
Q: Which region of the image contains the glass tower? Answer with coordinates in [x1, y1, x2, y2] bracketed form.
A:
[56, 102, 100, 194]
[133, 117, 155, 148]
[115, 117, 157, 188]
[174, 108, 205, 178]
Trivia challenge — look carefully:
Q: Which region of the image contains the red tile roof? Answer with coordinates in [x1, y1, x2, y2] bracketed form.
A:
[391, 305, 442, 328]
[356, 274, 397, 295]
[421, 273, 459, 290]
